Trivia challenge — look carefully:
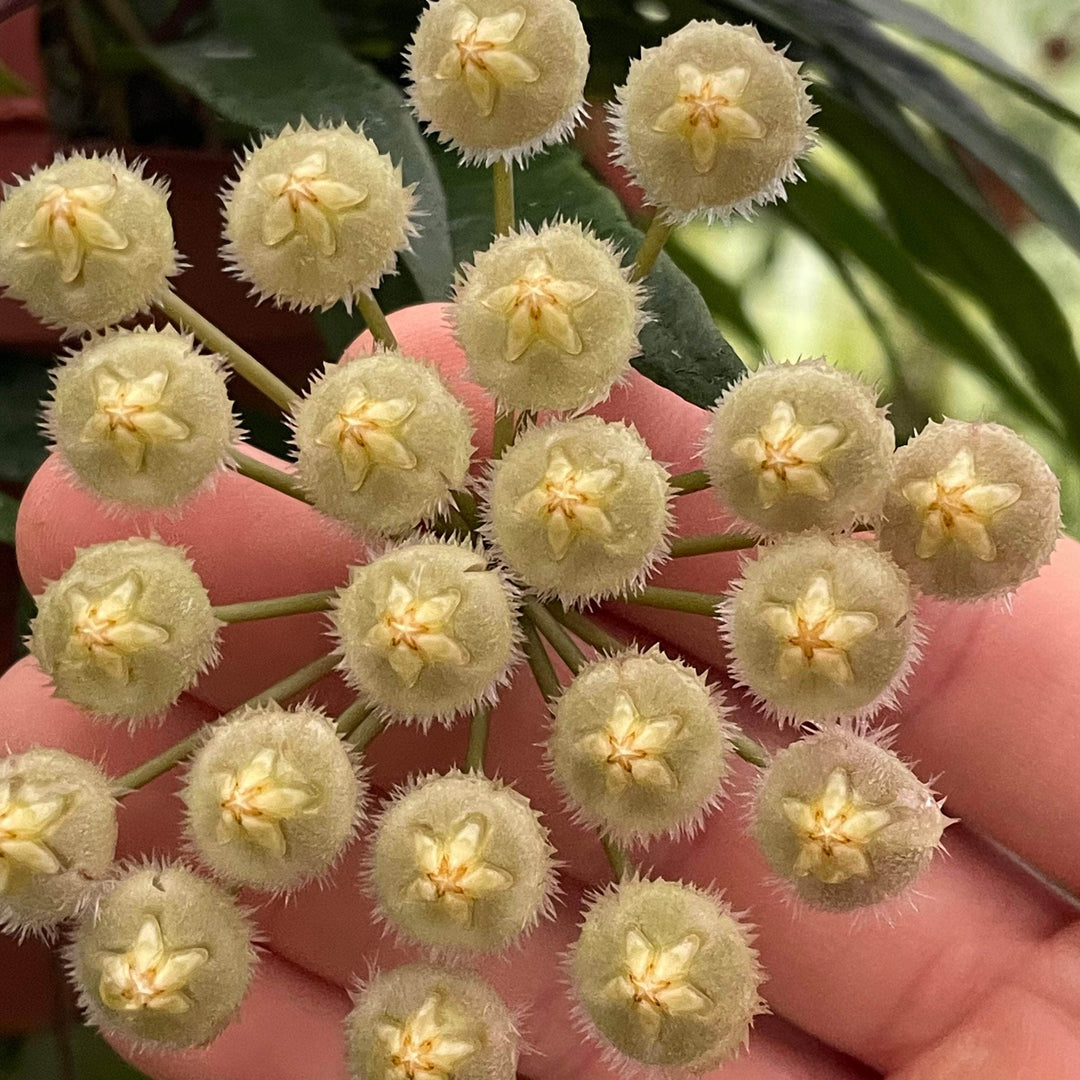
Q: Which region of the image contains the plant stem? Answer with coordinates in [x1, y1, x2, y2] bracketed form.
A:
[492, 411, 515, 459]
[545, 603, 625, 654]
[524, 599, 586, 674]
[630, 212, 674, 282]
[669, 469, 711, 495]
[335, 698, 372, 739]
[731, 733, 768, 768]
[157, 289, 298, 411]
[213, 589, 336, 623]
[621, 586, 724, 617]
[355, 290, 398, 349]
[521, 616, 562, 704]
[669, 533, 757, 558]
[601, 835, 635, 881]
[112, 652, 339, 793]
[230, 450, 313, 504]
[464, 706, 491, 773]
[348, 711, 386, 752]
[493, 159, 515, 234]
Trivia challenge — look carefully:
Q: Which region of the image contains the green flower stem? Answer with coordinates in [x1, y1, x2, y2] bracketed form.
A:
[630, 211, 674, 282]
[355, 290, 398, 350]
[349, 712, 386, 752]
[336, 698, 372, 738]
[231, 449, 313, 504]
[601, 834, 636, 881]
[213, 589, 336, 623]
[621, 586, 724, 617]
[521, 616, 562, 704]
[669, 533, 758, 558]
[669, 469, 711, 495]
[464, 705, 492, 773]
[112, 652, 340, 794]
[731, 733, 768, 769]
[157, 289, 298, 411]
[524, 599, 586, 675]
[492, 411, 516, 459]
[545, 602, 625, 655]
[493, 159, 515, 235]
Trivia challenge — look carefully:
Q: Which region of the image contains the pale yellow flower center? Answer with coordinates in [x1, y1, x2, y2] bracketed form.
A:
[577, 692, 680, 790]
[375, 994, 479, 1080]
[782, 767, 892, 884]
[315, 389, 417, 491]
[0, 781, 68, 895]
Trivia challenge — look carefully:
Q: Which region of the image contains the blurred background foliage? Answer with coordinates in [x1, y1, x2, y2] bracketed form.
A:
[0, 0, 1079, 1073]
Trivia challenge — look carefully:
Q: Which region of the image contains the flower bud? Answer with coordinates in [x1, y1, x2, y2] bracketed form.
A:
[702, 359, 894, 536]
[222, 120, 417, 310]
[485, 417, 672, 606]
[45, 327, 239, 509]
[0, 151, 178, 333]
[368, 771, 556, 953]
[67, 862, 255, 1047]
[570, 877, 764, 1071]
[181, 703, 364, 894]
[333, 538, 520, 725]
[293, 352, 474, 536]
[30, 538, 220, 723]
[345, 963, 518, 1080]
[752, 727, 951, 911]
[547, 648, 733, 844]
[406, 0, 589, 165]
[609, 20, 815, 223]
[452, 221, 644, 414]
[0, 749, 116, 936]
[878, 419, 1061, 601]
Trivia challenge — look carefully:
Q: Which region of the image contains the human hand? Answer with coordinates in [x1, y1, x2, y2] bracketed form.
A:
[2, 303, 1079, 1080]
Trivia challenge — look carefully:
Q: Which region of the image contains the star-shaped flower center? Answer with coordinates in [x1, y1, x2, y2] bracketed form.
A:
[98, 915, 209, 1015]
[782, 767, 892, 884]
[364, 578, 470, 688]
[901, 449, 1021, 563]
[406, 812, 513, 924]
[651, 63, 766, 174]
[215, 747, 317, 858]
[606, 927, 710, 1040]
[576, 692, 680, 790]
[0, 780, 68, 895]
[80, 366, 192, 473]
[759, 574, 878, 686]
[63, 573, 170, 684]
[481, 253, 597, 362]
[434, 6, 539, 116]
[16, 178, 128, 283]
[731, 400, 845, 510]
[315, 388, 417, 491]
[258, 150, 367, 257]
[514, 446, 621, 560]
[375, 993, 479, 1080]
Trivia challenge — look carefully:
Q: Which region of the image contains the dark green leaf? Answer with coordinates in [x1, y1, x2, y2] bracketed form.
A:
[8, 1025, 149, 1080]
[148, 0, 454, 300]
[436, 145, 746, 407]
[0, 493, 18, 547]
[0, 355, 50, 484]
[0, 60, 30, 97]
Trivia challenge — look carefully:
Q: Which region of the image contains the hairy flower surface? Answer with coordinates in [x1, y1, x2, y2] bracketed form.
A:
[294, 352, 474, 535]
[30, 539, 220, 722]
[345, 963, 518, 1080]
[571, 877, 763, 1071]
[878, 419, 1061, 600]
[369, 771, 555, 952]
[0, 151, 178, 332]
[453, 221, 643, 413]
[486, 417, 671, 605]
[69, 863, 255, 1047]
[548, 649, 733, 843]
[0, 749, 116, 935]
[753, 727, 951, 910]
[183, 703, 363, 893]
[723, 534, 919, 723]
[222, 121, 416, 310]
[335, 539, 519, 724]
[610, 21, 814, 223]
[406, 0, 589, 164]
[47, 327, 238, 508]
[702, 359, 893, 535]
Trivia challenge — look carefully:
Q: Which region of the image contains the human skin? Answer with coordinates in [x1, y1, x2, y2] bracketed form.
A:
[2, 302, 1080, 1079]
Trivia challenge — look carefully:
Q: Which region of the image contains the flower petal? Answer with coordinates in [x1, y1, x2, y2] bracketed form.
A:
[261, 196, 297, 247]
[536, 302, 583, 355]
[362, 430, 418, 471]
[476, 8, 526, 45]
[809, 647, 855, 685]
[789, 422, 844, 461]
[784, 463, 834, 501]
[962, 482, 1021, 517]
[72, 207, 127, 251]
[483, 48, 540, 88]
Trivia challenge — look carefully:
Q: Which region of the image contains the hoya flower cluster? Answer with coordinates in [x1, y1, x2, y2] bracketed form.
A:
[0, 5, 1065, 1078]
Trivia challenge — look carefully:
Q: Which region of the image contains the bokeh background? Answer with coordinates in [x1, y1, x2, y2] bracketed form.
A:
[0, 0, 1078, 1074]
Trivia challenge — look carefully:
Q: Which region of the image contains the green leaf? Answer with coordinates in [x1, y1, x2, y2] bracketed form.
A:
[147, 0, 454, 300]
[0, 493, 18, 547]
[0, 60, 30, 97]
[8, 1026, 149, 1080]
[436, 145, 746, 407]
[834, 0, 1080, 132]
[0, 355, 50, 484]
